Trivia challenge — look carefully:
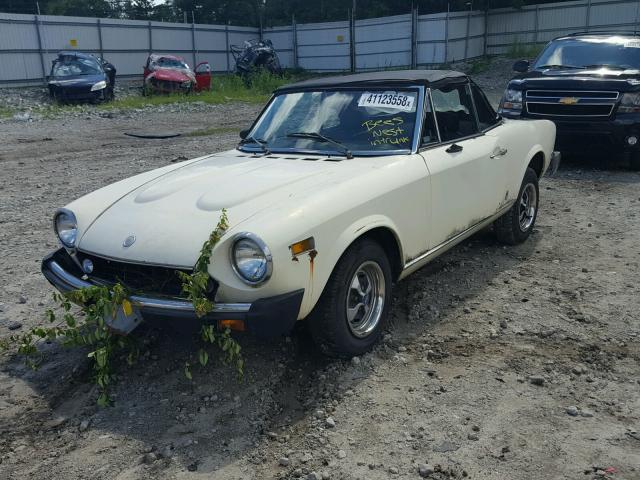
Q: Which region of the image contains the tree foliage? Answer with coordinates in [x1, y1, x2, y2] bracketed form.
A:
[0, 0, 589, 24]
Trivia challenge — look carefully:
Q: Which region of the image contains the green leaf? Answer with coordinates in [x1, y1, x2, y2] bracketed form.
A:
[198, 349, 209, 367]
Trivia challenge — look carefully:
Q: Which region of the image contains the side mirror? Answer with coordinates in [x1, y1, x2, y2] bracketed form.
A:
[239, 129, 249, 140]
[513, 60, 530, 73]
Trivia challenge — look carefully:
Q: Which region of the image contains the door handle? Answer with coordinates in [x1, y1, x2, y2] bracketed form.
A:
[490, 147, 508, 158]
[446, 143, 463, 153]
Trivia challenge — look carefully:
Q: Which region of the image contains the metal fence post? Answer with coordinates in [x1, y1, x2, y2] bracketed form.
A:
[349, 9, 356, 73]
[34, 15, 47, 84]
[444, 4, 450, 64]
[148, 20, 153, 55]
[483, 5, 489, 56]
[292, 15, 298, 69]
[225, 23, 230, 73]
[191, 17, 197, 67]
[534, 5, 539, 44]
[585, 0, 592, 31]
[411, 8, 418, 69]
[464, 6, 471, 60]
[97, 18, 104, 59]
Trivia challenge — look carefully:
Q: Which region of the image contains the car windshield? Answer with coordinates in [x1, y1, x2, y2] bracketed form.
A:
[533, 37, 640, 70]
[242, 89, 420, 156]
[153, 57, 189, 70]
[52, 57, 101, 77]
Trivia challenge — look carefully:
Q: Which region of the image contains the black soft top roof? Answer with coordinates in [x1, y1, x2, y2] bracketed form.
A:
[276, 69, 468, 92]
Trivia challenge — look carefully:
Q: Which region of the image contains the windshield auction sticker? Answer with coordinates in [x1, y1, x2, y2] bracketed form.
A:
[358, 92, 415, 112]
[624, 40, 640, 48]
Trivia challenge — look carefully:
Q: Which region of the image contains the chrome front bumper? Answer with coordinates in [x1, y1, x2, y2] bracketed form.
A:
[44, 256, 251, 315]
[41, 249, 303, 337]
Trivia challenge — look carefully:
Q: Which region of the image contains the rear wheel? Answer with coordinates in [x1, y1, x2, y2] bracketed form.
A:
[495, 167, 539, 245]
[309, 239, 393, 357]
[630, 152, 640, 171]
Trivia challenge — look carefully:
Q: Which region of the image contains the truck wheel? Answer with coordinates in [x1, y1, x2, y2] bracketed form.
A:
[494, 167, 539, 245]
[309, 239, 393, 357]
[630, 152, 640, 171]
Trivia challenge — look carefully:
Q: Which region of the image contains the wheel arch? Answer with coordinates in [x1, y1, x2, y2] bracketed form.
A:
[300, 217, 404, 318]
[527, 150, 545, 178]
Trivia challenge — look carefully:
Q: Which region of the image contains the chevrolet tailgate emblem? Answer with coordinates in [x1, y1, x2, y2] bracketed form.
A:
[558, 97, 579, 105]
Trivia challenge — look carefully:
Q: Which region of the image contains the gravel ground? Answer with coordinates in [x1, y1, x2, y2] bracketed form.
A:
[0, 66, 639, 480]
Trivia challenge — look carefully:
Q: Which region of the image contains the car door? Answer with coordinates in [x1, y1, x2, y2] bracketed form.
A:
[194, 62, 212, 91]
[419, 81, 508, 249]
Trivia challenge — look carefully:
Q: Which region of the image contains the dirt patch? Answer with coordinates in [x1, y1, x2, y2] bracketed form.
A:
[0, 102, 639, 480]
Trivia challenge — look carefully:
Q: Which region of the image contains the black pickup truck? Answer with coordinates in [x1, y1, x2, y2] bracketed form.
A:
[498, 32, 640, 170]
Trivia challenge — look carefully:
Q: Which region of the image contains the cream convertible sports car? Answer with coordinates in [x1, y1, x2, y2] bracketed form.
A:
[43, 70, 559, 356]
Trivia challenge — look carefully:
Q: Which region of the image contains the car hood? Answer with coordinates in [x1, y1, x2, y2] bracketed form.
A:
[48, 73, 106, 88]
[510, 68, 640, 92]
[78, 151, 356, 267]
[150, 68, 195, 83]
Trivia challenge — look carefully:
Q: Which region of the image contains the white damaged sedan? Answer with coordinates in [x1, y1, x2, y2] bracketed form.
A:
[43, 70, 559, 356]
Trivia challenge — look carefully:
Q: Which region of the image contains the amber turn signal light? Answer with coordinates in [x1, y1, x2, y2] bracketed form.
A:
[217, 319, 246, 332]
[289, 236, 315, 256]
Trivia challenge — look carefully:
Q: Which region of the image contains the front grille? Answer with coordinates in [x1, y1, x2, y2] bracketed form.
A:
[525, 90, 618, 117]
[151, 79, 186, 91]
[527, 103, 613, 116]
[77, 252, 199, 298]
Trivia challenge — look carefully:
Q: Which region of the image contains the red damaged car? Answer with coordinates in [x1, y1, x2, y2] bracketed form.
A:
[143, 54, 211, 94]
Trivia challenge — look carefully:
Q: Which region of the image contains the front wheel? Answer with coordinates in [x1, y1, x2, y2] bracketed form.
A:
[494, 167, 539, 245]
[308, 239, 393, 357]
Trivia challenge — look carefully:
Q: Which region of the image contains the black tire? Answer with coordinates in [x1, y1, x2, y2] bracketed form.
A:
[630, 152, 640, 171]
[308, 239, 393, 357]
[495, 167, 539, 245]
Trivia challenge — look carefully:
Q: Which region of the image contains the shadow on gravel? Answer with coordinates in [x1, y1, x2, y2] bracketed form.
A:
[558, 152, 640, 181]
[1, 226, 541, 476]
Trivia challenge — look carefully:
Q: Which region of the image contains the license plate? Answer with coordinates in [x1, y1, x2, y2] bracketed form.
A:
[104, 303, 142, 335]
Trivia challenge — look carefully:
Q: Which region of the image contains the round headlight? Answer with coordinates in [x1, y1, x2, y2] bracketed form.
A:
[54, 209, 78, 248]
[231, 234, 272, 286]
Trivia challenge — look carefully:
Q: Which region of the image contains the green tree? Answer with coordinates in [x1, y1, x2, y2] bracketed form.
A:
[45, 0, 115, 17]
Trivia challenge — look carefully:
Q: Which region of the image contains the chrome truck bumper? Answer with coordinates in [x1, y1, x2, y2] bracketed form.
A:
[548, 151, 561, 176]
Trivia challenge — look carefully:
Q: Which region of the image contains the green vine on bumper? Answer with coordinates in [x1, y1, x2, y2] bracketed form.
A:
[177, 209, 244, 380]
[1, 209, 243, 406]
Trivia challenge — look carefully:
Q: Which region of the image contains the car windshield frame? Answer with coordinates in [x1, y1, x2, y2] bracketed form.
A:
[238, 86, 426, 157]
[533, 36, 640, 71]
[152, 57, 190, 70]
[51, 57, 102, 77]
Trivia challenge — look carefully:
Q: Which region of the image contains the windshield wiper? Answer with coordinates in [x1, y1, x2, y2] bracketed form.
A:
[286, 132, 353, 159]
[239, 135, 271, 155]
[537, 64, 585, 70]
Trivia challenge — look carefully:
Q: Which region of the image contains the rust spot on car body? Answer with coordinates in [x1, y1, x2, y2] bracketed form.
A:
[309, 249, 317, 277]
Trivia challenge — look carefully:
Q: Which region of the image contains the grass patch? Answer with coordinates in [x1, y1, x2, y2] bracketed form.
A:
[468, 56, 492, 75]
[0, 106, 14, 118]
[102, 71, 301, 112]
[22, 71, 306, 119]
[506, 41, 544, 59]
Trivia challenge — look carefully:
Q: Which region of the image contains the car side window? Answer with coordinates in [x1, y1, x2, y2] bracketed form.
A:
[421, 99, 439, 146]
[472, 84, 499, 130]
[430, 84, 479, 142]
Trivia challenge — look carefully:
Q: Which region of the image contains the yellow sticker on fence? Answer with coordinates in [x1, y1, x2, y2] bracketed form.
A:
[69, 39, 78, 47]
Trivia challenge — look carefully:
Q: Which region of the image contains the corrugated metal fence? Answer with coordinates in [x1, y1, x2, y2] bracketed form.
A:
[2, 0, 640, 86]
